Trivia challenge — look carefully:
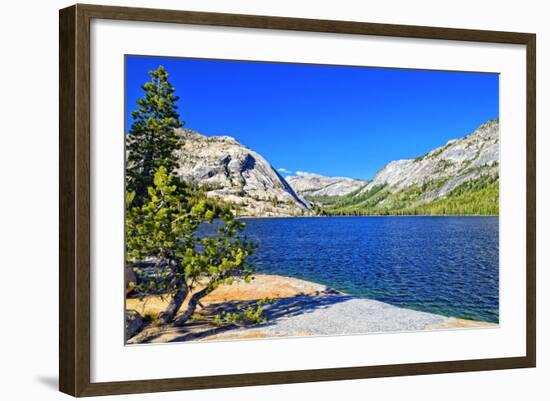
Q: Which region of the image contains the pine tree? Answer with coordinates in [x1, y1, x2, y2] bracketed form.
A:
[126, 167, 256, 325]
[125, 67, 258, 328]
[126, 65, 183, 205]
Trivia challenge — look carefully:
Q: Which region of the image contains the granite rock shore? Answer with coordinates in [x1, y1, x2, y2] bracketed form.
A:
[126, 274, 495, 344]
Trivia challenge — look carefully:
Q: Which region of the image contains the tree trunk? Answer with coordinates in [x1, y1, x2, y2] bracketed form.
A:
[173, 288, 209, 327]
[158, 287, 188, 325]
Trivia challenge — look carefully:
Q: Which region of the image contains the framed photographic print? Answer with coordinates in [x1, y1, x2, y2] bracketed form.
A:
[59, 4, 536, 397]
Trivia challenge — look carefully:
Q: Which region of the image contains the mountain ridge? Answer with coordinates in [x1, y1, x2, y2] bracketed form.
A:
[172, 119, 499, 217]
[174, 128, 311, 217]
[285, 173, 368, 197]
[302, 119, 499, 215]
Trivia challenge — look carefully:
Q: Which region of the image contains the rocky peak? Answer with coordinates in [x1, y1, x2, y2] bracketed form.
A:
[174, 128, 310, 217]
[286, 173, 367, 197]
[362, 119, 499, 197]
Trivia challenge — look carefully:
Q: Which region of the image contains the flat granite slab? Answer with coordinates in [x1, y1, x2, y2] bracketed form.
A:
[126, 274, 496, 344]
[202, 295, 495, 341]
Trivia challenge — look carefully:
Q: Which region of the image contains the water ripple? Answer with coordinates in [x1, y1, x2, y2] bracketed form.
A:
[242, 216, 499, 323]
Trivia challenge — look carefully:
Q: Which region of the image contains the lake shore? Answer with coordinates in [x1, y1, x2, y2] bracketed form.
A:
[126, 274, 496, 344]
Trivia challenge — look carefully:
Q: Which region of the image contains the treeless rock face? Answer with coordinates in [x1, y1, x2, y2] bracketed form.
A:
[286, 173, 367, 197]
[173, 129, 311, 217]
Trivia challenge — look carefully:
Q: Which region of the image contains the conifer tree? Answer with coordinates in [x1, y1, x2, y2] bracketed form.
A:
[126, 65, 183, 205]
[125, 66, 258, 327]
[126, 167, 256, 325]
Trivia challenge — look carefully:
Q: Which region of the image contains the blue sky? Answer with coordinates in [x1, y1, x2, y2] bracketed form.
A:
[125, 55, 499, 180]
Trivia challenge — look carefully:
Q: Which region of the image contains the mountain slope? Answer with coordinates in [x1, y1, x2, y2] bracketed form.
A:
[307, 119, 499, 215]
[286, 174, 367, 197]
[172, 119, 499, 217]
[174, 129, 311, 217]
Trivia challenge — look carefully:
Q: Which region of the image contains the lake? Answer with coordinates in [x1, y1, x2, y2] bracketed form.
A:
[241, 216, 499, 323]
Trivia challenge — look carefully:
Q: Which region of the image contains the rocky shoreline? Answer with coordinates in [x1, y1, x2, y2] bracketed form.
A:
[126, 274, 496, 344]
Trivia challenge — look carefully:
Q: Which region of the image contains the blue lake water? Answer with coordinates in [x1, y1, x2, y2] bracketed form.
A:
[240, 216, 499, 323]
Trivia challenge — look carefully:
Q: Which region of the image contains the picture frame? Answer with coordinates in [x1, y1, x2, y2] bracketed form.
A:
[59, 3, 536, 397]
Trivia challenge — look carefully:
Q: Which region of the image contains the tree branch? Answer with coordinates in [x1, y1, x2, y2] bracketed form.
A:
[173, 287, 211, 326]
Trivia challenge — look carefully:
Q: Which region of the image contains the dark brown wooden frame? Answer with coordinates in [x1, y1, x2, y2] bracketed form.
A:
[59, 3, 536, 397]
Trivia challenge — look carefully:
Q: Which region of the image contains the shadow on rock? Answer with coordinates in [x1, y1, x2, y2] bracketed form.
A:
[160, 293, 353, 343]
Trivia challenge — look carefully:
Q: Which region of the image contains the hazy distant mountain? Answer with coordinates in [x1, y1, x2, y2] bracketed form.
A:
[174, 129, 311, 217]
[286, 174, 367, 197]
